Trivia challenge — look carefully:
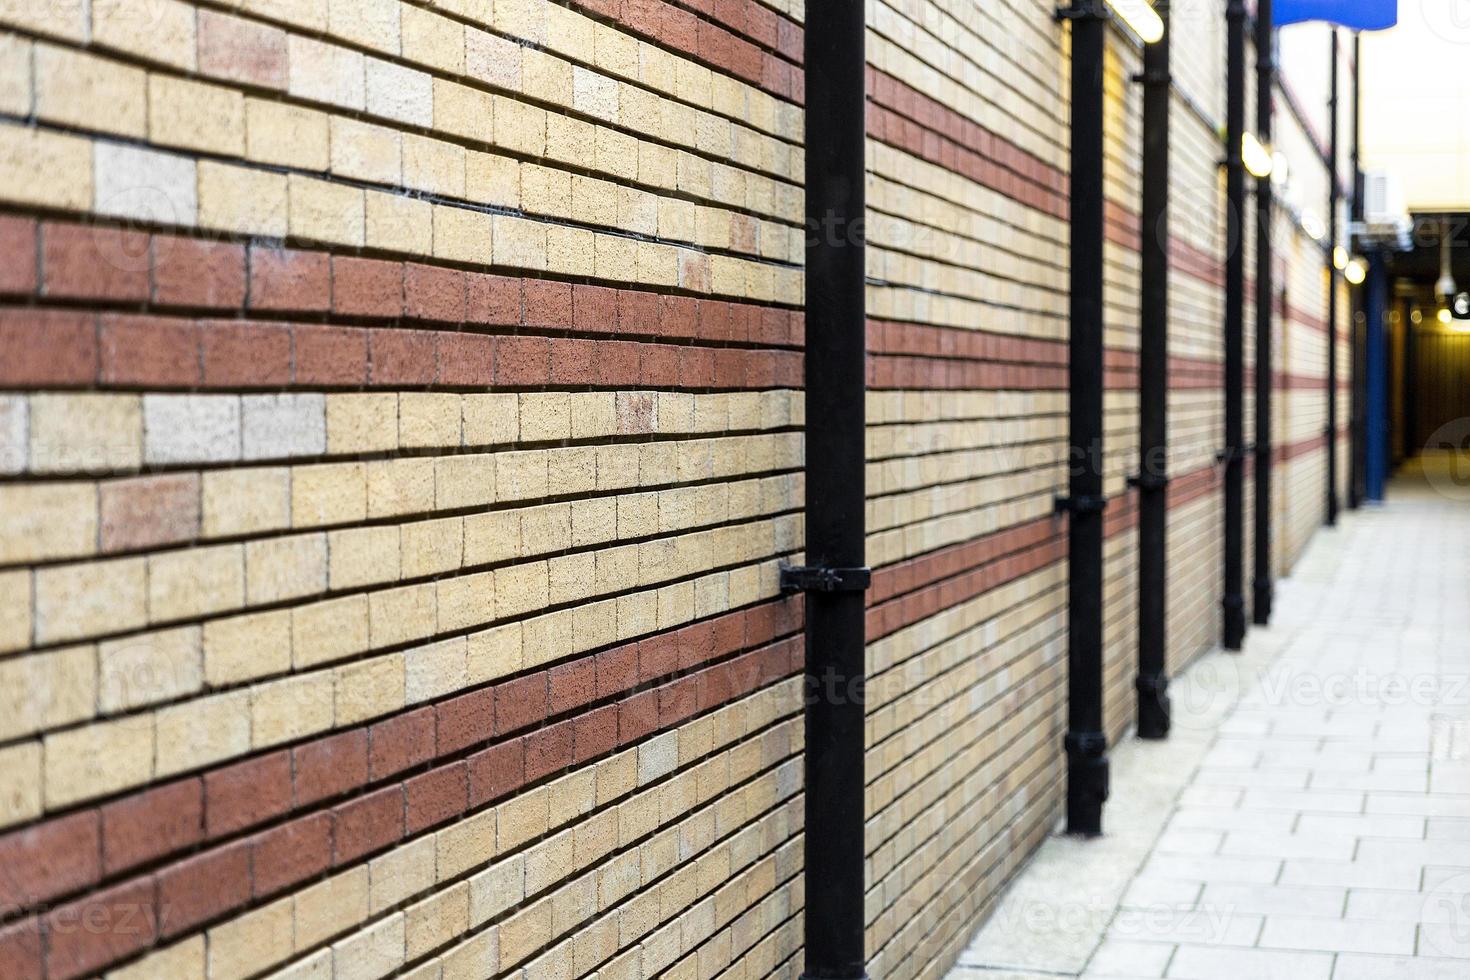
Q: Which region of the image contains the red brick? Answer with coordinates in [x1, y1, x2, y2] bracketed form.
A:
[370, 330, 437, 385]
[594, 340, 641, 386]
[332, 787, 403, 865]
[522, 279, 572, 328]
[41, 223, 150, 301]
[659, 295, 698, 338]
[201, 320, 292, 386]
[155, 841, 249, 937]
[405, 762, 468, 834]
[204, 751, 291, 838]
[618, 689, 659, 743]
[640, 344, 679, 385]
[711, 348, 745, 387]
[293, 728, 368, 808]
[494, 335, 549, 386]
[0, 215, 37, 295]
[99, 473, 200, 553]
[250, 812, 331, 898]
[594, 644, 639, 698]
[435, 688, 494, 756]
[676, 346, 713, 386]
[404, 263, 466, 323]
[548, 658, 596, 714]
[97, 314, 195, 387]
[99, 780, 201, 877]
[572, 705, 619, 763]
[467, 739, 524, 807]
[0, 309, 96, 386]
[249, 247, 330, 312]
[436, 331, 496, 386]
[697, 300, 733, 341]
[617, 290, 660, 334]
[0, 918, 41, 980]
[549, 337, 596, 385]
[675, 621, 717, 670]
[637, 632, 679, 682]
[494, 674, 548, 735]
[522, 720, 573, 782]
[332, 257, 402, 317]
[197, 9, 287, 89]
[658, 674, 698, 725]
[293, 324, 370, 385]
[0, 811, 100, 912]
[44, 878, 157, 980]
[152, 236, 246, 308]
[572, 284, 618, 332]
[368, 707, 436, 780]
[466, 272, 521, 325]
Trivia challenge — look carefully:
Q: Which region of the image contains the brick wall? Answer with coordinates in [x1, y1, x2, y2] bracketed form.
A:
[0, 0, 1349, 978]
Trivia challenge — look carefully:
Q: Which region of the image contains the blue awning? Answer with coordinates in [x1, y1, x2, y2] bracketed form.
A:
[1275, 0, 1398, 30]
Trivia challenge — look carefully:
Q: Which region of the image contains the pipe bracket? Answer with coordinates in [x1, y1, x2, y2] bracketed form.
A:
[1126, 471, 1170, 491]
[1054, 494, 1110, 515]
[778, 562, 872, 595]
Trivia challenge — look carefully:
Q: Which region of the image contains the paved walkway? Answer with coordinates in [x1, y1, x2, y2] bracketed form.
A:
[948, 454, 1470, 980]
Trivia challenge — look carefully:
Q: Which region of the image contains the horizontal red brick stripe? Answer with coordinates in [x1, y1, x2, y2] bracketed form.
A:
[0, 616, 804, 979]
[0, 597, 799, 917]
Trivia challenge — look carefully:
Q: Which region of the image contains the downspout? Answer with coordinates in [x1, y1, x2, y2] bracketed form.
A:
[1252, 0, 1274, 625]
[792, 2, 870, 978]
[1135, 1, 1171, 738]
[1364, 253, 1389, 501]
[1058, 0, 1111, 836]
[1222, 0, 1247, 651]
[1326, 29, 1341, 523]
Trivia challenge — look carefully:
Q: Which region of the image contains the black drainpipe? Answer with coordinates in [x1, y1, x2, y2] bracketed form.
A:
[789, 3, 870, 978]
[1057, 0, 1110, 836]
[1222, 0, 1247, 651]
[1327, 29, 1342, 521]
[1252, 0, 1274, 625]
[1135, 1, 1171, 739]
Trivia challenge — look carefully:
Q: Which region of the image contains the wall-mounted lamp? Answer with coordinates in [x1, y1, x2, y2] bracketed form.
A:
[1333, 245, 1349, 270]
[1300, 210, 1325, 240]
[1439, 307, 1453, 325]
[1344, 257, 1366, 284]
[1242, 132, 1273, 178]
[1109, 0, 1164, 42]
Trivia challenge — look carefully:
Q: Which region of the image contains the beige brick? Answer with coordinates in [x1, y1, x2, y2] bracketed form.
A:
[0, 122, 92, 212]
[401, 516, 463, 578]
[462, 394, 518, 447]
[365, 57, 431, 126]
[463, 509, 521, 566]
[436, 570, 495, 633]
[494, 561, 547, 619]
[29, 393, 141, 474]
[294, 594, 370, 669]
[367, 458, 435, 518]
[328, 0, 399, 52]
[521, 48, 572, 106]
[466, 151, 519, 209]
[498, 896, 551, 968]
[401, 3, 464, 73]
[493, 451, 547, 502]
[331, 116, 401, 184]
[207, 897, 294, 980]
[0, 34, 29, 116]
[293, 462, 368, 527]
[155, 689, 251, 776]
[440, 929, 498, 980]
[466, 27, 521, 89]
[105, 937, 204, 980]
[288, 35, 364, 109]
[492, 95, 546, 157]
[198, 160, 287, 237]
[246, 534, 327, 604]
[240, 0, 325, 30]
[466, 621, 521, 683]
[148, 73, 242, 155]
[369, 836, 435, 913]
[294, 866, 369, 951]
[403, 636, 467, 704]
[405, 882, 469, 960]
[545, 224, 595, 276]
[523, 830, 574, 894]
[0, 644, 93, 741]
[399, 393, 462, 449]
[497, 785, 548, 851]
[34, 556, 146, 644]
[333, 911, 404, 980]
[0, 0, 85, 41]
[431, 203, 493, 266]
[326, 393, 398, 455]
[44, 711, 152, 807]
[333, 651, 404, 724]
[251, 671, 334, 748]
[519, 608, 572, 668]
[148, 543, 245, 622]
[0, 482, 97, 564]
[366, 188, 432, 254]
[522, 165, 571, 219]
[433, 78, 493, 143]
[245, 98, 330, 171]
[289, 174, 365, 246]
[434, 454, 495, 511]
[98, 623, 200, 711]
[435, 808, 497, 882]
[368, 583, 436, 647]
[468, 853, 523, 927]
[35, 44, 145, 137]
[92, 0, 196, 70]
[204, 609, 292, 685]
[202, 467, 290, 536]
[403, 134, 465, 197]
[0, 741, 41, 826]
[0, 570, 30, 654]
[328, 525, 400, 590]
[518, 393, 571, 443]
[491, 213, 547, 270]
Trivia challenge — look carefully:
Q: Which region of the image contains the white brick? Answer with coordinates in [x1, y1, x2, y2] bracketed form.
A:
[288, 36, 365, 110]
[242, 394, 326, 460]
[144, 395, 240, 465]
[365, 58, 432, 126]
[0, 395, 26, 475]
[93, 141, 197, 226]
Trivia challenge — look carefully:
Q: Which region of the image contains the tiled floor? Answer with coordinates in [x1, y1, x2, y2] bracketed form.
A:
[947, 454, 1470, 980]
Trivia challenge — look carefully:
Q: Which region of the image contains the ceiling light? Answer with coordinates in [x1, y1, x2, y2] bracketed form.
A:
[1242, 133, 1273, 178]
[1333, 246, 1348, 270]
[1107, 0, 1164, 43]
[1300, 210, 1325, 240]
[1344, 258, 1366, 285]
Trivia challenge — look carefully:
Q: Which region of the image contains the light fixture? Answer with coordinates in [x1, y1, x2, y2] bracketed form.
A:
[1241, 132, 1273, 178]
[1300, 210, 1325, 240]
[1439, 307, 1453, 325]
[1107, 0, 1164, 43]
[1435, 230, 1456, 299]
[1344, 257, 1366, 285]
[1411, 308, 1423, 325]
[1333, 245, 1348, 270]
